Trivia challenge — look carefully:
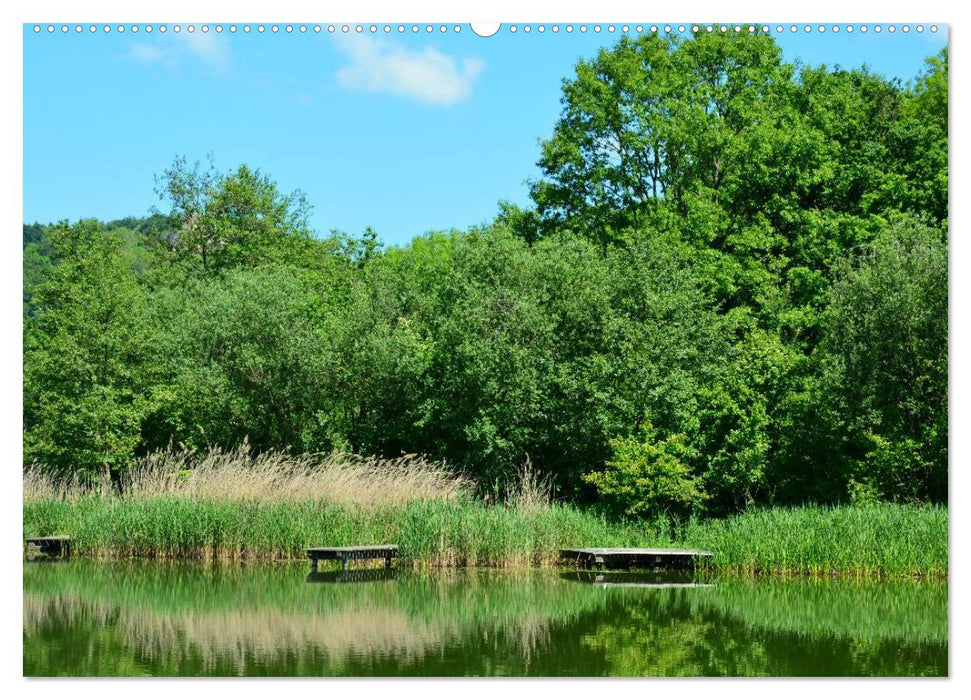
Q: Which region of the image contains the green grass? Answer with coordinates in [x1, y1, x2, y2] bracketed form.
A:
[678, 503, 948, 578]
[23, 497, 667, 566]
[23, 496, 946, 576]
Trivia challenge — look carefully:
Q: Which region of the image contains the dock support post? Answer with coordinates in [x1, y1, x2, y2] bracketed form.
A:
[341, 555, 349, 572]
[385, 552, 392, 569]
[310, 556, 318, 573]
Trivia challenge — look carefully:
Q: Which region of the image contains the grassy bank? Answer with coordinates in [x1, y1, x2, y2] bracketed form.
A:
[24, 497, 658, 566]
[680, 504, 947, 578]
[24, 497, 947, 576]
[23, 449, 947, 576]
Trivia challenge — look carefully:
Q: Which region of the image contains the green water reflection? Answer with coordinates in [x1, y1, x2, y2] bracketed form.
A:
[23, 561, 947, 677]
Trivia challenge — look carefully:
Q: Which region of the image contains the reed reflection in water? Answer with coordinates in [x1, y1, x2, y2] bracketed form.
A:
[23, 561, 946, 676]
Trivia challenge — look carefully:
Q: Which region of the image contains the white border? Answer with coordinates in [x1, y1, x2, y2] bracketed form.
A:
[3, 1, 964, 698]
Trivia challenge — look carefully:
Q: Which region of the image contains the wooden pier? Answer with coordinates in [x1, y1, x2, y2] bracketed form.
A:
[559, 548, 712, 571]
[307, 545, 398, 572]
[25, 536, 72, 561]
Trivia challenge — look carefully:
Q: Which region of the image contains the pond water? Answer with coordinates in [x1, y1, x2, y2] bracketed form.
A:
[23, 561, 947, 677]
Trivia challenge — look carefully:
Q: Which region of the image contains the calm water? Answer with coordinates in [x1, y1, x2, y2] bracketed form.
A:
[23, 561, 947, 677]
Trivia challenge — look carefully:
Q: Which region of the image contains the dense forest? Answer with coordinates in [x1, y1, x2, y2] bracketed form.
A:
[23, 33, 948, 518]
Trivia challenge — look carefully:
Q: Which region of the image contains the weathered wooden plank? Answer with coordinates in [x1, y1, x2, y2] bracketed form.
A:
[25, 536, 72, 560]
[307, 545, 398, 555]
[306, 544, 398, 572]
[559, 547, 712, 571]
[560, 548, 712, 557]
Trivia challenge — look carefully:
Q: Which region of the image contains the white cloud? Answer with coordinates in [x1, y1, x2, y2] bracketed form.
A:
[125, 33, 232, 73]
[335, 36, 484, 106]
[182, 32, 233, 72]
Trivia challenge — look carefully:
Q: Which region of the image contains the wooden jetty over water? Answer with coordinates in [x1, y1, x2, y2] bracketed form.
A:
[307, 545, 398, 572]
[559, 548, 712, 571]
[25, 536, 72, 561]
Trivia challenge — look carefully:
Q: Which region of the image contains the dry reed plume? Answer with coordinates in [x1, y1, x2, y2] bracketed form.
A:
[504, 456, 553, 512]
[24, 445, 473, 507]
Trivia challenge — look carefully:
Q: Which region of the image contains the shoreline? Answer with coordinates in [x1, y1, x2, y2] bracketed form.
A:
[24, 498, 947, 579]
[23, 556, 949, 581]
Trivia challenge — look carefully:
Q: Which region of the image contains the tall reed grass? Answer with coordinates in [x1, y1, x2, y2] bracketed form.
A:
[24, 446, 472, 507]
[23, 450, 947, 576]
[22, 496, 660, 565]
[678, 503, 948, 578]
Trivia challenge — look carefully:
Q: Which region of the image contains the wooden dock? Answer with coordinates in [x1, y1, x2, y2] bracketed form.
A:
[307, 545, 398, 572]
[25, 536, 72, 561]
[559, 548, 712, 571]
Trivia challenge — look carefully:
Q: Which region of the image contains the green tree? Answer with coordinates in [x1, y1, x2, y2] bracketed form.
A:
[23, 220, 158, 480]
[339, 225, 729, 498]
[531, 31, 798, 259]
[147, 267, 334, 453]
[153, 156, 313, 275]
[530, 33, 678, 243]
[816, 218, 947, 502]
[22, 230, 53, 318]
[894, 48, 948, 223]
[584, 423, 706, 518]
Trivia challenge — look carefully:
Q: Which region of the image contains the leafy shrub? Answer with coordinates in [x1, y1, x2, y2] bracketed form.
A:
[584, 424, 706, 518]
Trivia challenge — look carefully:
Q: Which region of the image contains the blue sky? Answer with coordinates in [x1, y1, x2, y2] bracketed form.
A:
[23, 23, 947, 247]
